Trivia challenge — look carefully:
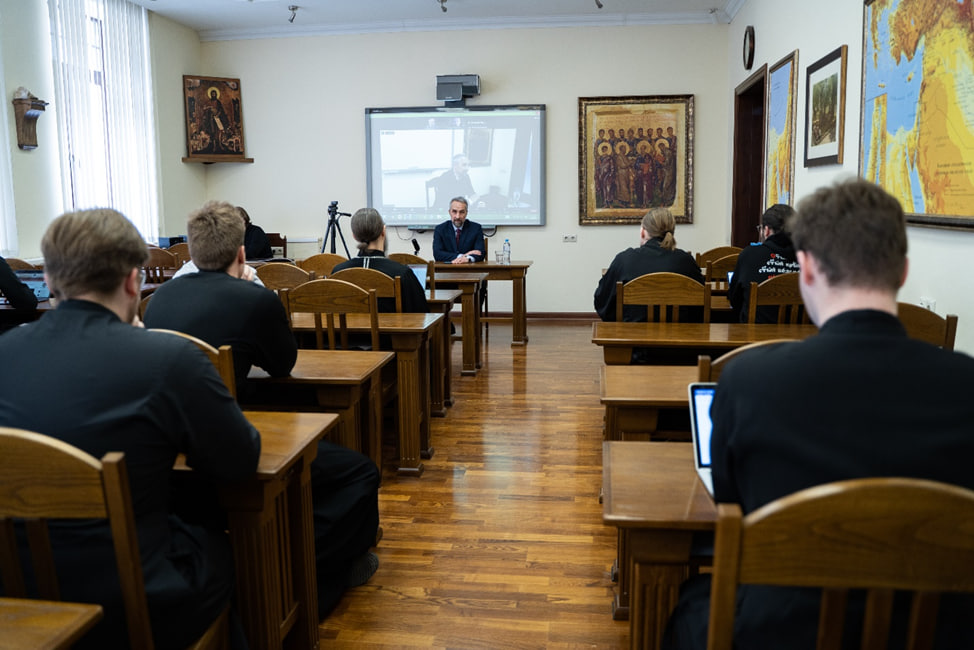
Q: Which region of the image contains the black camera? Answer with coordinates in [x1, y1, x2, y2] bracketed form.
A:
[328, 200, 339, 217]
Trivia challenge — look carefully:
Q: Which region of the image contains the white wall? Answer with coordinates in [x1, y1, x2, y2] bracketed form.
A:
[195, 25, 731, 315]
[730, 0, 974, 355]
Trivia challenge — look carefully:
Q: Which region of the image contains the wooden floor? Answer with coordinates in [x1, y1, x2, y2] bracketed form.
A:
[320, 320, 628, 648]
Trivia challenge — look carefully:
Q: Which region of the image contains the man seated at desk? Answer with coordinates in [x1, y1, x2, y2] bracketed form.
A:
[727, 203, 800, 322]
[433, 197, 485, 265]
[332, 207, 428, 313]
[144, 200, 381, 619]
[0, 208, 258, 649]
[663, 179, 974, 649]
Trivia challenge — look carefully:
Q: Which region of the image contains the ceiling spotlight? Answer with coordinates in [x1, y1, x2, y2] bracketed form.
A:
[594, 0, 603, 8]
[288, 5, 298, 23]
[438, 0, 447, 12]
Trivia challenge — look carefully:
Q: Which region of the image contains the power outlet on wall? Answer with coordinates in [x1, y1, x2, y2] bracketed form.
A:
[562, 234, 577, 243]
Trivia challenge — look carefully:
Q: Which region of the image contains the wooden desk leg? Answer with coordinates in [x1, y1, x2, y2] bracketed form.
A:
[289, 455, 320, 650]
[604, 406, 618, 441]
[460, 284, 477, 375]
[224, 486, 286, 650]
[511, 268, 528, 346]
[613, 529, 630, 621]
[363, 372, 383, 469]
[627, 529, 694, 650]
[418, 333, 433, 460]
[473, 284, 482, 369]
[441, 305, 454, 407]
[390, 334, 426, 476]
[429, 319, 446, 417]
[603, 347, 634, 365]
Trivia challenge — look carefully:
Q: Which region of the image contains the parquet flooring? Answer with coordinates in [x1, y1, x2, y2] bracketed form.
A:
[320, 320, 628, 648]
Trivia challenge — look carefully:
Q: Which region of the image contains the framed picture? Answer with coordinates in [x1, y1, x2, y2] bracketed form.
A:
[182, 75, 250, 162]
[804, 46, 847, 167]
[578, 94, 694, 225]
[764, 51, 798, 209]
[861, 0, 974, 229]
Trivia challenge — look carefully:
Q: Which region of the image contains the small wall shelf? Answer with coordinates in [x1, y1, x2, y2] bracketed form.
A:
[182, 155, 254, 164]
[12, 88, 48, 150]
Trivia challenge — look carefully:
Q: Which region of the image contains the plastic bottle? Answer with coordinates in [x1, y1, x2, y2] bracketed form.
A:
[502, 238, 511, 265]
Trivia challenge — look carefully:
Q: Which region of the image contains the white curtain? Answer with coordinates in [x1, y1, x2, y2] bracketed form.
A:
[48, 0, 158, 239]
[0, 6, 18, 256]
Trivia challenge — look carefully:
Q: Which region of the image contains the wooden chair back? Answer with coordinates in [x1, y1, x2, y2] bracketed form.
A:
[149, 329, 236, 398]
[388, 254, 435, 291]
[281, 278, 380, 351]
[4, 257, 36, 270]
[167, 242, 191, 266]
[297, 253, 347, 277]
[746, 273, 807, 324]
[331, 267, 403, 312]
[265, 232, 287, 258]
[695, 245, 742, 267]
[0, 427, 229, 649]
[138, 293, 152, 321]
[705, 253, 739, 283]
[142, 248, 178, 284]
[897, 301, 958, 350]
[255, 262, 315, 292]
[707, 477, 974, 650]
[616, 272, 711, 323]
[697, 339, 797, 382]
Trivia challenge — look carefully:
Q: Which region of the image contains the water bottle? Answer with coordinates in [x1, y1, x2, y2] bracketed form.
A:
[502, 238, 511, 265]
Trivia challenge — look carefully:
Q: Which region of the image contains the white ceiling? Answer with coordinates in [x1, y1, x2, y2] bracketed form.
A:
[129, 0, 746, 41]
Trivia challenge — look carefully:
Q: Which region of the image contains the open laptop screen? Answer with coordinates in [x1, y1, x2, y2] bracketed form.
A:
[689, 383, 716, 468]
[408, 264, 428, 290]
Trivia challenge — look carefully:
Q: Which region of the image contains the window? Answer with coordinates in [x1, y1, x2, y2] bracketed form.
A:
[0, 7, 17, 256]
[48, 0, 158, 240]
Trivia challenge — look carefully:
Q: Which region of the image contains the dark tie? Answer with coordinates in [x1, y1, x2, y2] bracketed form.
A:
[455, 228, 461, 248]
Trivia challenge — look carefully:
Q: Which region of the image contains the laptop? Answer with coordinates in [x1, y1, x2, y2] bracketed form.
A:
[688, 382, 717, 497]
[408, 263, 428, 290]
[13, 269, 51, 301]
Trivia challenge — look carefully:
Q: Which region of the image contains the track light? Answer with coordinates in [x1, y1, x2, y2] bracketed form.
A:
[288, 5, 298, 23]
[594, 0, 603, 8]
[438, 0, 447, 12]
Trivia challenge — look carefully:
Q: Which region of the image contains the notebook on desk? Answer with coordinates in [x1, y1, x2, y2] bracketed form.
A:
[688, 382, 717, 497]
[408, 264, 428, 290]
[14, 269, 51, 301]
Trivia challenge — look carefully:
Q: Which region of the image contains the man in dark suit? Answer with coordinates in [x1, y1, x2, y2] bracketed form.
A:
[429, 154, 478, 210]
[144, 200, 381, 620]
[663, 178, 974, 649]
[0, 208, 259, 648]
[432, 197, 485, 264]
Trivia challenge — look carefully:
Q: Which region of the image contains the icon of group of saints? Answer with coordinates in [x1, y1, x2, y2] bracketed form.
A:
[594, 125, 678, 210]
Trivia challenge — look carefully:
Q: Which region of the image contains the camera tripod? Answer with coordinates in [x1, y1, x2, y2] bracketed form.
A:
[322, 200, 352, 257]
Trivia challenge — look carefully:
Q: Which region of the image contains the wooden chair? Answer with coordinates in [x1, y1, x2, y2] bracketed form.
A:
[0, 427, 229, 650]
[616, 271, 711, 323]
[167, 242, 191, 266]
[897, 301, 958, 350]
[149, 329, 236, 398]
[281, 278, 380, 351]
[265, 232, 287, 258]
[255, 261, 315, 292]
[746, 272, 807, 324]
[297, 252, 347, 278]
[331, 266, 403, 312]
[4, 257, 36, 270]
[142, 247, 178, 284]
[697, 338, 798, 381]
[705, 253, 739, 283]
[707, 477, 974, 650]
[388, 254, 435, 291]
[695, 245, 742, 268]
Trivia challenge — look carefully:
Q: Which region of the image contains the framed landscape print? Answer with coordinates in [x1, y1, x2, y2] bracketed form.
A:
[182, 75, 252, 163]
[804, 45, 847, 167]
[860, 0, 974, 229]
[764, 51, 798, 209]
[578, 94, 694, 225]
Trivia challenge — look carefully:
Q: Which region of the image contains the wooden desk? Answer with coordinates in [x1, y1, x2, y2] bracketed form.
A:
[0, 598, 103, 650]
[202, 411, 337, 650]
[602, 441, 717, 650]
[436, 260, 532, 346]
[430, 272, 485, 375]
[247, 350, 394, 469]
[426, 288, 462, 410]
[600, 365, 698, 441]
[592, 321, 817, 365]
[290, 312, 443, 476]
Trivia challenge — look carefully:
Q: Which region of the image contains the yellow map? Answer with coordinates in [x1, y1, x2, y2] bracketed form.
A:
[861, 0, 974, 221]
